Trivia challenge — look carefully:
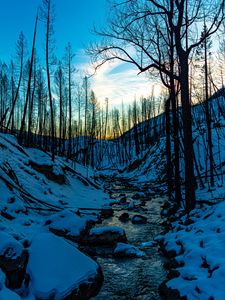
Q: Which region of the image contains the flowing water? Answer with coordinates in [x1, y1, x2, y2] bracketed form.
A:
[94, 178, 168, 300]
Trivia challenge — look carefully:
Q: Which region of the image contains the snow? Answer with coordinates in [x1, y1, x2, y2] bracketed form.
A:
[27, 148, 53, 167]
[47, 210, 97, 237]
[91, 93, 225, 297]
[0, 232, 23, 258]
[162, 200, 225, 299]
[0, 133, 108, 298]
[0, 133, 108, 214]
[52, 164, 64, 176]
[0, 133, 109, 242]
[128, 201, 135, 209]
[90, 226, 125, 236]
[140, 241, 157, 249]
[114, 242, 145, 257]
[27, 233, 99, 299]
[1, 91, 225, 299]
[132, 215, 147, 223]
[0, 287, 21, 300]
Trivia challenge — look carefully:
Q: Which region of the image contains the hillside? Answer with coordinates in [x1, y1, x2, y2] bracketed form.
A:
[71, 91, 225, 202]
[109, 93, 225, 200]
[0, 133, 110, 299]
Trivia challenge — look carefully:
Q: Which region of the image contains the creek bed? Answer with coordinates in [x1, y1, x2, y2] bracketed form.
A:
[93, 178, 168, 300]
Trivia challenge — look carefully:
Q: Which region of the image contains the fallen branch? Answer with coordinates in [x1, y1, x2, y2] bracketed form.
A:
[0, 172, 62, 211]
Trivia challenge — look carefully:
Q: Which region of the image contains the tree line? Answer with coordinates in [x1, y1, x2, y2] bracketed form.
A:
[89, 0, 225, 212]
[0, 0, 165, 166]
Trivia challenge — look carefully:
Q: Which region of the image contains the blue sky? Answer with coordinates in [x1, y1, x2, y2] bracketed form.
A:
[0, 0, 107, 59]
[0, 0, 152, 106]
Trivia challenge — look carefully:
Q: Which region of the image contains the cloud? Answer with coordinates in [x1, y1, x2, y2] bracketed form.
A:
[75, 51, 158, 108]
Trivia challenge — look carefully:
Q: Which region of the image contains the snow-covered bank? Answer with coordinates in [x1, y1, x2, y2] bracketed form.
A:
[0, 133, 108, 212]
[0, 133, 108, 299]
[0, 132, 109, 238]
[97, 94, 225, 196]
[159, 200, 225, 299]
[27, 233, 103, 300]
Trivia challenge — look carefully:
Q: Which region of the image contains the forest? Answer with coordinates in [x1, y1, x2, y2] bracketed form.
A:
[0, 0, 225, 299]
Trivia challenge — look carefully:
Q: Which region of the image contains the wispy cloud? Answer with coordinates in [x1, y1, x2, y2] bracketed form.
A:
[75, 50, 158, 107]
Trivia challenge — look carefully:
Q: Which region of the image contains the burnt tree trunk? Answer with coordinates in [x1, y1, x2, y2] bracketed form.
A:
[179, 53, 196, 211]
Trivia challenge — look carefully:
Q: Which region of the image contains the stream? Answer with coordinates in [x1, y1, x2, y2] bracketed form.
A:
[93, 177, 168, 300]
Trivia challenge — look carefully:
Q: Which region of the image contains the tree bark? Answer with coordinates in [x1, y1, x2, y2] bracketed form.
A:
[179, 53, 196, 211]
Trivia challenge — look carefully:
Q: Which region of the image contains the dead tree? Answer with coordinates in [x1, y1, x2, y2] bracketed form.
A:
[19, 13, 38, 143]
[6, 32, 26, 132]
[40, 0, 56, 161]
[88, 0, 224, 212]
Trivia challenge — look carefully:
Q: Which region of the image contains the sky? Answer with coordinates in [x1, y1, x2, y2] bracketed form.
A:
[0, 0, 153, 107]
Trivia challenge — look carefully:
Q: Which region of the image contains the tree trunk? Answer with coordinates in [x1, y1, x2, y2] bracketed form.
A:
[19, 13, 38, 144]
[165, 98, 173, 199]
[68, 59, 72, 160]
[204, 37, 214, 187]
[180, 53, 196, 211]
[171, 85, 181, 205]
[46, 0, 55, 161]
[59, 68, 63, 155]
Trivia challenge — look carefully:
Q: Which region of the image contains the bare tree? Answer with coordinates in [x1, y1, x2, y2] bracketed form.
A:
[40, 0, 56, 161]
[88, 0, 225, 211]
[6, 32, 26, 132]
[19, 13, 38, 143]
[64, 43, 75, 159]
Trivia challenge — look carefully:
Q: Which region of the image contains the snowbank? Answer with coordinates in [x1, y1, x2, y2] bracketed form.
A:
[162, 200, 225, 299]
[48, 210, 97, 238]
[0, 133, 107, 298]
[0, 133, 108, 242]
[0, 232, 23, 258]
[27, 233, 103, 299]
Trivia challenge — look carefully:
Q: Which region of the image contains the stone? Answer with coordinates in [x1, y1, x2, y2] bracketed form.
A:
[62, 267, 104, 300]
[29, 160, 66, 184]
[113, 243, 145, 258]
[47, 211, 97, 244]
[82, 226, 127, 246]
[0, 233, 28, 289]
[163, 258, 184, 270]
[128, 201, 135, 210]
[167, 269, 180, 280]
[119, 196, 127, 204]
[132, 192, 145, 200]
[118, 213, 129, 222]
[131, 215, 147, 224]
[160, 245, 177, 259]
[159, 281, 185, 300]
[101, 208, 114, 218]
